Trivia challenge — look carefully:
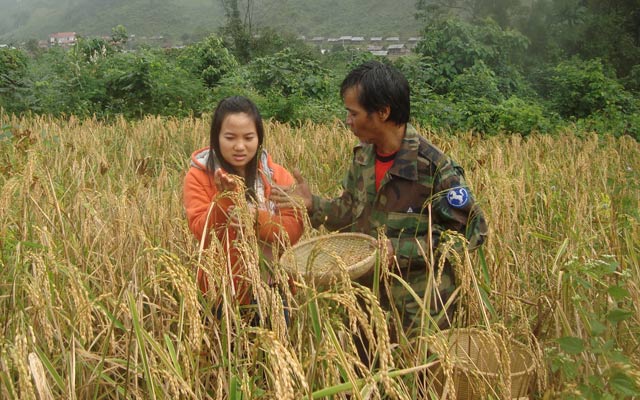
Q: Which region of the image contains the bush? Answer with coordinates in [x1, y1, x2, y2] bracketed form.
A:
[103, 50, 208, 118]
[546, 58, 632, 119]
[0, 47, 29, 114]
[575, 103, 640, 141]
[496, 96, 552, 135]
[450, 60, 503, 103]
[247, 48, 333, 99]
[177, 34, 239, 88]
[415, 18, 530, 97]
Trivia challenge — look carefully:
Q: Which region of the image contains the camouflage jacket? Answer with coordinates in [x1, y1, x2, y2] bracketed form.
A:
[310, 124, 488, 268]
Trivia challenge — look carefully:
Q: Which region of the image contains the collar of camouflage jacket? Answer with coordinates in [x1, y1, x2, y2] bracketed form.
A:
[354, 123, 420, 181]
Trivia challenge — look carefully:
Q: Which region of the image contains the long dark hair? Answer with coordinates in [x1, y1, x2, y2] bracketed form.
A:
[207, 96, 265, 199]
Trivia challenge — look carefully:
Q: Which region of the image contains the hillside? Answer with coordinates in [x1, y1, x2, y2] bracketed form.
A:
[0, 0, 422, 43]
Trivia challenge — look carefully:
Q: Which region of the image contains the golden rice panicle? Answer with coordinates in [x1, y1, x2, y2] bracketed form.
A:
[253, 328, 309, 399]
[10, 333, 36, 400]
[25, 253, 56, 351]
[161, 252, 204, 356]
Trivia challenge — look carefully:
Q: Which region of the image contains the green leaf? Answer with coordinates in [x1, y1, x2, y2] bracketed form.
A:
[606, 308, 632, 323]
[607, 285, 630, 301]
[558, 336, 585, 354]
[610, 372, 640, 396]
[589, 319, 606, 336]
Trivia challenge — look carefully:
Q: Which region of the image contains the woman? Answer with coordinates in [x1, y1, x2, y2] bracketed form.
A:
[183, 96, 303, 306]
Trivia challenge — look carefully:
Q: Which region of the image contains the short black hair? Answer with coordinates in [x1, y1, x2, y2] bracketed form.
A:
[340, 60, 410, 125]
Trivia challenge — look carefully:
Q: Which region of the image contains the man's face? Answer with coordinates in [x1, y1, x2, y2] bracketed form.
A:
[343, 86, 386, 146]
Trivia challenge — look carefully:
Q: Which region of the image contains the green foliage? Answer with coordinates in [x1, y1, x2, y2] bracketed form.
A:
[622, 65, 640, 95]
[547, 255, 640, 399]
[575, 104, 640, 142]
[74, 36, 116, 63]
[495, 96, 551, 135]
[449, 60, 503, 103]
[103, 50, 208, 118]
[545, 58, 632, 119]
[23, 45, 208, 119]
[247, 48, 333, 99]
[178, 34, 239, 88]
[0, 47, 29, 114]
[0, 12, 638, 139]
[415, 18, 529, 96]
[111, 25, 129, 47]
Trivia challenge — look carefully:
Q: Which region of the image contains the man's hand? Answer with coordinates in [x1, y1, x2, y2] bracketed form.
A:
[271, 170, 313, 211]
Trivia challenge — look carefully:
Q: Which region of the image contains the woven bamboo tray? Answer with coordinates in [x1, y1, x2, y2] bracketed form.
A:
[427, 328, 536, 399]
[279, 233, 378, 285]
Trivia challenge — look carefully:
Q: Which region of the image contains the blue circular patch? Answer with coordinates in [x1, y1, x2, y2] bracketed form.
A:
[447, 187, 469, 208]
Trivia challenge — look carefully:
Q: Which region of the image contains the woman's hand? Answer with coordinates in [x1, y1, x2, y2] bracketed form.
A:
[214, 169, 239, 192]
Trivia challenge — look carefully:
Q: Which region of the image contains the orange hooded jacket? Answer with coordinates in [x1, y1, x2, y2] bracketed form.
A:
[183, 147, 304, 304]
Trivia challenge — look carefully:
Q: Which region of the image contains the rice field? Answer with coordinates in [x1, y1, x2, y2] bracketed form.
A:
[0, 112, 638, 399]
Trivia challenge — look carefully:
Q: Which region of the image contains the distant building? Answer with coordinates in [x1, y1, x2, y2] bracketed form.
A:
[370, 37, 383, 42]
[49, 32, 77, 47]
[370, 50, 388, 56]
[351, 36, 365, 43]
[385, 36, 400, 42]
[407, 37, 422, 48]
[387, 43, 408, 55]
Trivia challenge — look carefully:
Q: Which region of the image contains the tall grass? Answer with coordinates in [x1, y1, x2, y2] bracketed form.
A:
[0, 112, 638, 399]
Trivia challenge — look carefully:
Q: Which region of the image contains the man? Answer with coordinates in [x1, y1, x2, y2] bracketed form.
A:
[274, 60, 488, 336]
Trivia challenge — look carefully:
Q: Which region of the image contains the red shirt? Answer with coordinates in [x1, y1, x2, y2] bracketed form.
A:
[375, 149, 397, 191]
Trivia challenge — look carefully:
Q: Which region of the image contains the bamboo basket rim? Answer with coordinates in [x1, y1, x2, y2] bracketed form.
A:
[279, 232, 378, 285]
[428, 327, 536, 378]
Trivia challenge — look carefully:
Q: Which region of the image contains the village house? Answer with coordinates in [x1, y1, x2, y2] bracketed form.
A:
[49, 32, 77, 47]
[387, 43, 408, 55]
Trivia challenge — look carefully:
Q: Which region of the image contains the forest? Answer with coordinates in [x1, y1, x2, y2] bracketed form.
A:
[0, 0, 639, 139]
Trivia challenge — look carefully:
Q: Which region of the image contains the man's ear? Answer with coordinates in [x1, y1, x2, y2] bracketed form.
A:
[378, 106, 391, 122]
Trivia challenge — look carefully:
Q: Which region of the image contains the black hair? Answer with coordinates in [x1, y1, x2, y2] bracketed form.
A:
[340, 60, 410, 125]
[207, 96, 264, 200]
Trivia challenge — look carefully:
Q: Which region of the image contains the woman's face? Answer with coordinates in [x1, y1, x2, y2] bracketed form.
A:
[218, 112, 259, 177]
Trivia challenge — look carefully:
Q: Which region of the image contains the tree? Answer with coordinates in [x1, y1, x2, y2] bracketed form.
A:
[416, 0, 522, 27]
[414, 18, 530, 96]
[111, 25, 129, 48]
[219, 0, 253, 63]
[0, 48, 29, 114]
[177, 34, 238, 88]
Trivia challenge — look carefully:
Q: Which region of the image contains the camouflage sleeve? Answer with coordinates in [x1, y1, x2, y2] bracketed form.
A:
[309, 164, 357, 231]
[430, 160, 488, 251]
[389, 236, 429, 267]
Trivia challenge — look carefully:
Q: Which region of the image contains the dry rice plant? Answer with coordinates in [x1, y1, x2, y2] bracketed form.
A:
[0, 111, 638, 399]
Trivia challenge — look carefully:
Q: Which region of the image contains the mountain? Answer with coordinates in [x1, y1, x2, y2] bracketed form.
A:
[0, 0, 422, 43]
